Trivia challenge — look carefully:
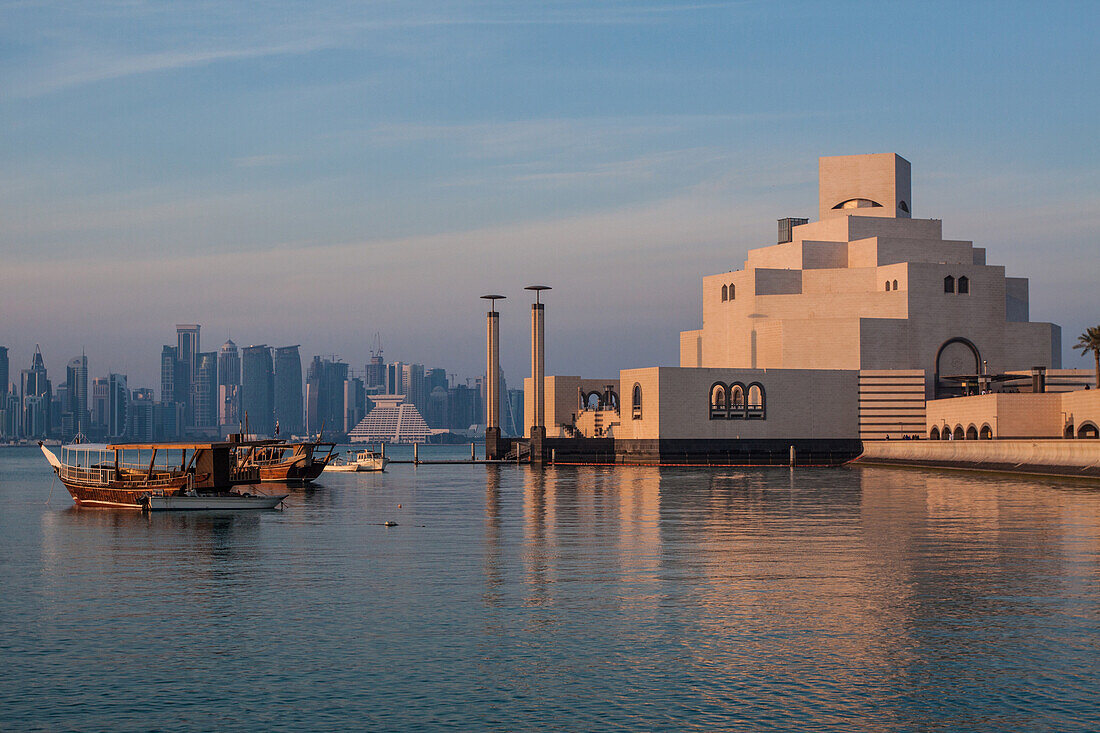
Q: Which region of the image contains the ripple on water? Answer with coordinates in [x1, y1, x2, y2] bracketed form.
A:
[1, 449, 1100, 730]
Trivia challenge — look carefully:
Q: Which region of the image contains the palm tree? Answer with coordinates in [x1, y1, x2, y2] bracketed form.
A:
[1073, 325, 1100, 388]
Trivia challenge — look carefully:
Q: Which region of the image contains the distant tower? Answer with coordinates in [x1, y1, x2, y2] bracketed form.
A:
[305, 355, 348, 438]
[0, 346, 8, 396]
[194, 352, 218, 430]
[217, 339, 241, 430]
[107, 373, 128, 439]
[365, 333, 385, 388]
[91, 376, 109, 431]
[274, 345, 304, 436]
[176, 324, 200, 426]
[66, 354, 89, 435]
[20, 345, 52, 438]
[240, 345, 275, 436]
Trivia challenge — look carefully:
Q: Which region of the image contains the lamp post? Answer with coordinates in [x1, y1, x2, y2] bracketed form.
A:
[526, 285, 551, 465]
[481, 294, 505, 459]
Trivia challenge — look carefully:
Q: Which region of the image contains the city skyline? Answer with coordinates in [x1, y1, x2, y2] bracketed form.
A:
[0, 327, 522, 442]
[1, 2, 1097, 390]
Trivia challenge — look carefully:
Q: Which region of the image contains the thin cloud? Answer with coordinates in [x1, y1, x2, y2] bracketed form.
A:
[8, 37, 334, 97]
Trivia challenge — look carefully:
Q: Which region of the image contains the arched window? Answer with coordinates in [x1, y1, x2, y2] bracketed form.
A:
[898, 200, 910, 214]
[966, 425, 978, 440]
[729, 284, 735, 300]
[833, 198, 883, 209]
[980, 424, 993, 440]
[892, 279, 898, 290]
[709, 383, 728, 420]
[721, 284, 728, 302]
[731, 384, 745, 408]
[953, 425, 964, 440]
[944, 276, 955, 293]
[746, 383, 765, 419]
[631, 383, 642, 420]
[1078, 422, 1099, 439]
[929, 426, 940, 440]
[958, 276, 969, 294]
[885, 281, 891, 291]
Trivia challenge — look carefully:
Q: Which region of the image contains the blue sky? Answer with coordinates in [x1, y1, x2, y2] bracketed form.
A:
[2, 0, 1097, 388]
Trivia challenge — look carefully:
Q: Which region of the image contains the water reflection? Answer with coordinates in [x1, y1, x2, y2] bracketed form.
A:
[7, 442, 1100, 730]
[487, 464, 1100, 728]
[482, 465, 503, 607]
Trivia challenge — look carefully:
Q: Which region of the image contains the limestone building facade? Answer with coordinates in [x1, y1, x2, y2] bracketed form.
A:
[679, 154, 1059, 397]
[526, 153, 1076, 463]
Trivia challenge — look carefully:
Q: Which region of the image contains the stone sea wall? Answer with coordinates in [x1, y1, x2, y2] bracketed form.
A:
[856, 439, 1100, 479]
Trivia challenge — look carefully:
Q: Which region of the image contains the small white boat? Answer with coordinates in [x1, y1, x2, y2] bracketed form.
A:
[323, 450, 389, 473]
[142, 491, 288, 511]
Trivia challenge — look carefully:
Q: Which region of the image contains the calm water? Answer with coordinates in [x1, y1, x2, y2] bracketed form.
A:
[2, 445, 1099, 731]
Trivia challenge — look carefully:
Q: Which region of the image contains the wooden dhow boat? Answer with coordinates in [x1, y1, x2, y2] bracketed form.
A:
[40, 441, 261, 509]
[234, 440, 337, 484]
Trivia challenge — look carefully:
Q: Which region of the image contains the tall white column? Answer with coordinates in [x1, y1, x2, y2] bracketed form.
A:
[531, 302, 544, 430]
[486, 309, 499, 430]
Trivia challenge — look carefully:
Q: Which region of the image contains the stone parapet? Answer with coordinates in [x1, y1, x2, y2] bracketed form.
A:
[856, 439, 1100, 478]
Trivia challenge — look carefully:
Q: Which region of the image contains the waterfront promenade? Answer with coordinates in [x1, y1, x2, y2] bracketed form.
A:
[858, 438, 1100, 479]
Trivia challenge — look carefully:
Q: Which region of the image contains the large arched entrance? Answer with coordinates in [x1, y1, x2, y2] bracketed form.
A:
[935, 337, 981, 398]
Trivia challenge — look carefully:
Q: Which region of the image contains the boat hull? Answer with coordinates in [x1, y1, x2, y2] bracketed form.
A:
[144, 493, 288, 511]
[256, 460, 327, 483]
[59, 476, 201, 509]
[323, 458, 388, 473]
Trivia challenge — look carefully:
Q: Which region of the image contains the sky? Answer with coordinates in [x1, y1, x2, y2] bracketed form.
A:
[1, 0, 1098, 390]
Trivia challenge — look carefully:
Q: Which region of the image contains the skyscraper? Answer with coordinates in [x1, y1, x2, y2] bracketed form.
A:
[0, 346, 8, 396]
[20, 346, 51, 438]
[241, 345, 275, 436]
[194, 352, 218, 430]
[176, 324, 200, 426]
[274, 345, 304, 436]
[66, 354, 88, 436]
[342, 376, 365, 433]
[128, 388, 155, 441]
[365, 353, 385, 388]
[217, 339, 241, 431]
[306, 356, 348, 437]
[385, 361, 404, 395]
[0, 386, 18, 439]
[365, 333, 385, 388]
[107, 373, 128, 439]
[403, 363, 427, 416]
[505, 388, 525, 437]
[0, 347, 13, 438]
[424, 367, 449, 428]
[160, 345, 188, 405]
[91, 377, 109, 433]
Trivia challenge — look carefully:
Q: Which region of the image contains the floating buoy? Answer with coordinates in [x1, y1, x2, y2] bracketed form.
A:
[384, 521, 398, 527]
[397, 504, 402, 508]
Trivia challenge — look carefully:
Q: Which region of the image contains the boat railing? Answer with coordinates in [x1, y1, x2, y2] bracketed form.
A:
[59, 464, 115, 485]
[59, 462, 196, 488]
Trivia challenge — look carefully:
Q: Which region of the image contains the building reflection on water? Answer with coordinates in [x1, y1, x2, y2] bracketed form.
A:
[493, 464, 1100, 725]
[17, 456, 1100, 729]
